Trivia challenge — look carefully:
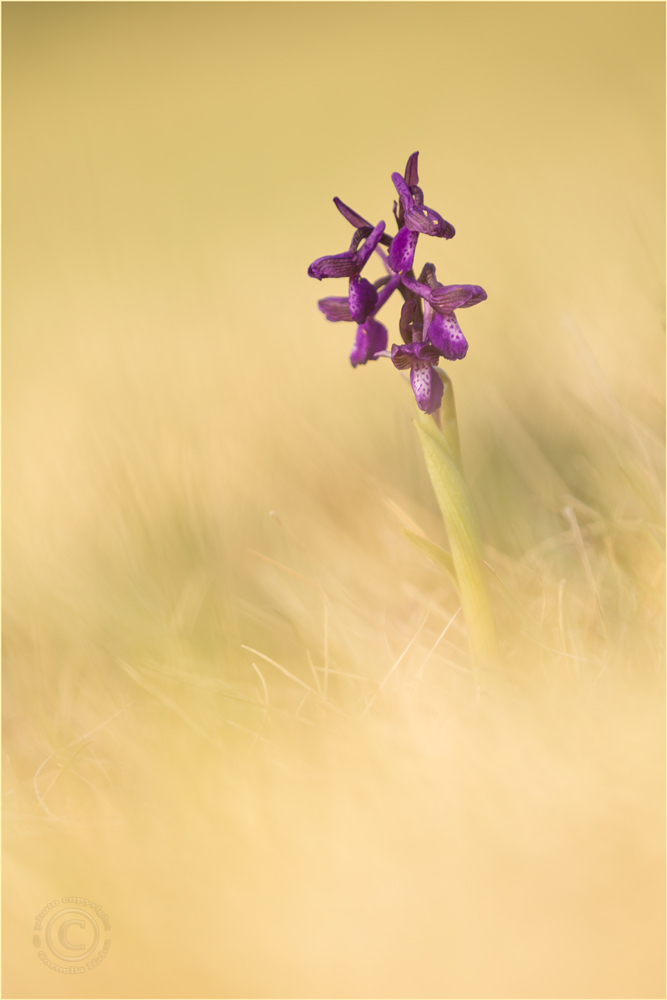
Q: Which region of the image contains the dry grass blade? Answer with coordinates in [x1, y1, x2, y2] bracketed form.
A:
[117, 659, 220, 745]
[240, 646, 315, 693]
[563, 504, 607, 632]
[416, 608, 462, 680]
[362, 612, 429, 718]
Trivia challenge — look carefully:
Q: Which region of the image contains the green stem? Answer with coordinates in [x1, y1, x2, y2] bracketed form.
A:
[415, 382, 498, 681]
[435, 367, 463, 473]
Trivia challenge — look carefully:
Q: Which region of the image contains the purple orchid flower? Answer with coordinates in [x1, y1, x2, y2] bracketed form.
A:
[309, 155, 488, 416]
[388, 152, 455, 273]
[308, 220, 386, 280]
[402, 266, 487, 361]
[391, 342, 444, 414]
[318, 273, 402, 367]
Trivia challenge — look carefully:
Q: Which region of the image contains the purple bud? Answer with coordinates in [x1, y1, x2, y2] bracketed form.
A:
[411, 360, 444, 413]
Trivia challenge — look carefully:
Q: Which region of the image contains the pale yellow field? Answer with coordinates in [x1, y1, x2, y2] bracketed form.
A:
[3, 4, 665, 998]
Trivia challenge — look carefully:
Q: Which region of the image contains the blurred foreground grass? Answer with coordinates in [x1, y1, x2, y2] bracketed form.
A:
[3, 4, 665, 998]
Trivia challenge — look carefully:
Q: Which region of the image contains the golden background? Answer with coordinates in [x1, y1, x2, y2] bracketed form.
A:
[3, 3, 665, 998]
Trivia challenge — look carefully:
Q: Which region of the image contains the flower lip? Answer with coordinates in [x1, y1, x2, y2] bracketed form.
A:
[425, 310, 469, 361]
[388, 226, 419, 273]
[391, 342, 444, 414]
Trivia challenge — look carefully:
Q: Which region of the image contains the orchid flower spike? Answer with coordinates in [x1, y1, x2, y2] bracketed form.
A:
[309, 154, 488, 412]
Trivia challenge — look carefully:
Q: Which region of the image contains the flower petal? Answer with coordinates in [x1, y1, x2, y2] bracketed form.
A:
[389, 226, 419, 273]
[308, 251, 358, 280]
[391, 343, 416, 370]
[414, 341, 441, 366]
[391, 172, 414, 216]
[391, 341, 440, 370]
[426, 312, 469, 360]
[333, 196, 373, 229]
[400, 273, 432, 299]
[355, 220, 387, 269]
[308, 221, 386, 280]
[318, 297, 352, 322]
[348, 275, 379, 323]
[411, 362, 444, 413]
[374, 273, 402, 314]
[332, 200, 392, 246]
[350, 319, 388, 367]
[430, 284, 487, 312]
[405, 205, 455, 238]
[404, 151, 419, 188]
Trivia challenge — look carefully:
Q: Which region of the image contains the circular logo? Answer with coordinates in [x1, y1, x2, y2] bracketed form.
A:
[33, 898, 111, 974]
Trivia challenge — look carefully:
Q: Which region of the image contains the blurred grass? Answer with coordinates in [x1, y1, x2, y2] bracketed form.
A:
[3, 4, 665, 998]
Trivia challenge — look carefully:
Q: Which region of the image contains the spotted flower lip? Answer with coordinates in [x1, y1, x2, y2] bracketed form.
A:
[388, 226, 419, 274]
[391, 341, 444, 414]
[308, 220, 386, 280]
[423, 306, 469, 360]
